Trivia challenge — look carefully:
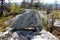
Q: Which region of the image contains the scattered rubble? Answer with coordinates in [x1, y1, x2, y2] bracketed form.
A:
[0, 29, 59, 40]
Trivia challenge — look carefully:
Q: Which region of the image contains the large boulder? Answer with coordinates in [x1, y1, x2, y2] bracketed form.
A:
[11, 10, 42, 32]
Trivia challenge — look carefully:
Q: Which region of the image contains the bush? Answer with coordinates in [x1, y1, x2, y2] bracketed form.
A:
[42, 16, 51, 30]
[10, 3, 20, 15]
[50, 11, 60, 20]
[3, 11, 7, 17]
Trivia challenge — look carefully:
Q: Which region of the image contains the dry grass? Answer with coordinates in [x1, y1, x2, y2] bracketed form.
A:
[0, 16, 14, 32]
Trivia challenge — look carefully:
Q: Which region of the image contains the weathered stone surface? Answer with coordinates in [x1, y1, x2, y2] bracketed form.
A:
[10, 10, 42, 32]
[4, 14, 23, 24]
[0, 29, 59, 40]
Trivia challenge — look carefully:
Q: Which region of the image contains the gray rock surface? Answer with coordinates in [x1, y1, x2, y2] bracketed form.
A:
[10, 10, 42, 32]
[0, 29, 59, 40]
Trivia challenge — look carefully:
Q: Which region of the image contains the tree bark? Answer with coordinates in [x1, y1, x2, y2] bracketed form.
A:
[0, 0, 3, 17]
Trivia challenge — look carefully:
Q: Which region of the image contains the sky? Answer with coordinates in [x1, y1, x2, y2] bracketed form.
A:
[5, 0, 60, 4]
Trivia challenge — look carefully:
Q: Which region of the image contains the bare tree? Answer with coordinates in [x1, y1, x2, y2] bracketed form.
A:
[55, 0, 58, 10]
[31, 0, 33, 8]
[21, 0, 26, 8]
[0, 0, 4, 17]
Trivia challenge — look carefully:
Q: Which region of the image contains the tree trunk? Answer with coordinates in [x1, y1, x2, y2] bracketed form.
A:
[0, 0, 3, 17]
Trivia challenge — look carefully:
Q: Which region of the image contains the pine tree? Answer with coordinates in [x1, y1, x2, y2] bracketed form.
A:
[10, 3, 20, 15]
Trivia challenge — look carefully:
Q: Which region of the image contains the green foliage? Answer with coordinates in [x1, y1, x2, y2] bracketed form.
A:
[42, 16, 48, 29]
[10, 3, 20, 15]
[3, 11, 7, 17]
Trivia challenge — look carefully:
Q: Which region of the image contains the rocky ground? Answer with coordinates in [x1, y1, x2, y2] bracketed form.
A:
[0, 29, 59, 40]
